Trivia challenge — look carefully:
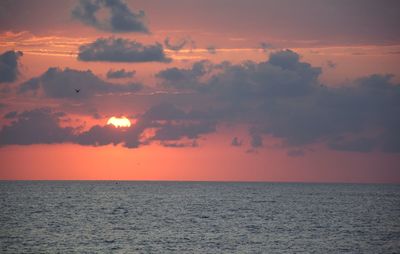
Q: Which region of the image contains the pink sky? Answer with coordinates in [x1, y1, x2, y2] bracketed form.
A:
[0, 0, 399, 182]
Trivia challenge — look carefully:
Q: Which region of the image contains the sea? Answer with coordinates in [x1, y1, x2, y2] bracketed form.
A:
[1, 181, 399, 253]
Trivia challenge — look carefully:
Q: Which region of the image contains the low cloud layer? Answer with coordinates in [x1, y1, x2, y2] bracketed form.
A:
[78, 37, 171, 63]
[3, 50, 400, 153]
[71, 0, 148, 33]
[19, 67, 142, 98]
[0, 106, 215, 149]
[0, 50, 23, 83]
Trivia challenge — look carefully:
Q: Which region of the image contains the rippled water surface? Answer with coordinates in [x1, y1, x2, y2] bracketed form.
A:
[1, 181, 399, 253]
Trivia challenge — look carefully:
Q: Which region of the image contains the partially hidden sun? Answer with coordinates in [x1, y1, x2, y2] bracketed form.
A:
[107, 116, 131, 128]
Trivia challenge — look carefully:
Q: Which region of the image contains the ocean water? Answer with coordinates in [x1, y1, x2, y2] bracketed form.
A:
[1, 181, 399, 253]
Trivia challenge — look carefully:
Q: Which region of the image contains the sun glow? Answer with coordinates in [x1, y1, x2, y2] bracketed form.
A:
[107, 116, 131, 128]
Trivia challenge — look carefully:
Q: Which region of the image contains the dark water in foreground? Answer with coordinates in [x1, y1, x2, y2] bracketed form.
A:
[1, 181, 399, 253]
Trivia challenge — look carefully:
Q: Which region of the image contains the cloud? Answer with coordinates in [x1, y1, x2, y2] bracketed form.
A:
[71, 0, 148, 33]
[141, 103, 216, 145]
[156, 60, 212, 89]
[161, 140, 199, 148]
[19, 67, 142, 98]
[0, 108, 119, 147]
[4, 49, 400, 154]
[75, 124, 126, 146]
[106, 69, 136, 79]
[151, 121, 216, 141]
[268, 49, 302, 70]
[157, 49, 321, 98]
[154, 50, 400, 153]
[78, 37, 171, 63]
[75, 117, 150, 148]
[142, 103, 187, 120]
[0, 50, 23, 83]
[0, 105, 215, 149]
[164, 36, 187, 51]
[0, 108, 74, 146]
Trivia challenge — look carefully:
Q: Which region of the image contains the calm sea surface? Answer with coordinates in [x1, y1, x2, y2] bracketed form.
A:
[1, 181, 399, 253]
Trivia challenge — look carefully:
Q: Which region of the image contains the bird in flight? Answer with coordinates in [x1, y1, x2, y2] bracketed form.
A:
[75, 89, 80, 93]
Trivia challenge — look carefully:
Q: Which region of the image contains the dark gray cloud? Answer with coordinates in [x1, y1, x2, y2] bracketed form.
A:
[71, 0, 148, 33]
[156, 60, 212, 89]
[75, 124, 126, 146]
[78, 37, 171, 63]
[19, 67, 142, 98]
[0, 108, 74, 146]
[106, 69, 136, 79]
[0, 50, 23, 83]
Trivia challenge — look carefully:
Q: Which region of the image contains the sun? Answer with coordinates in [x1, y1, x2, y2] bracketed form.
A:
[107, 116, 131, 128]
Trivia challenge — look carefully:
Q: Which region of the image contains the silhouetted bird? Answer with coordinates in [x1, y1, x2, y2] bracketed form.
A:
[75, 89, 80, 93]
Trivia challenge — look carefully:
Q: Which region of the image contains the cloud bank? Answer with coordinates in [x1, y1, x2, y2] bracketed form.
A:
[155, 50, 400, 153]
[3, 50, 400, 153]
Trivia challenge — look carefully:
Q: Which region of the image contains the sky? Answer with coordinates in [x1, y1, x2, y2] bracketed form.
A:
[0, 0, 399, 182]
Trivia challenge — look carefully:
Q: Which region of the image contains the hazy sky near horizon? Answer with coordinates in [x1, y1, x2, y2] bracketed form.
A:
[0, 0, 399, 182]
